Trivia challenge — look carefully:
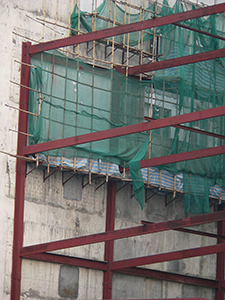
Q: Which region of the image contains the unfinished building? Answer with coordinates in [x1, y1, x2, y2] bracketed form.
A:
[1, 0, 225, 299]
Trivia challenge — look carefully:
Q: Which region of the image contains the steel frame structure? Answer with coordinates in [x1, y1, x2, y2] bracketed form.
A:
[11, 3, 225, 300]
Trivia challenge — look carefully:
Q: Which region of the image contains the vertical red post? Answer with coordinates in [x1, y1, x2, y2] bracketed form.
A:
[11, 42, 31, 300]
[103, 181, 117, 300]
[215, 203, 225, 300]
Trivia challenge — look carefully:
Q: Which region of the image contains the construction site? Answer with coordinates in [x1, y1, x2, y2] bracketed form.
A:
[0, 0, 225, 299]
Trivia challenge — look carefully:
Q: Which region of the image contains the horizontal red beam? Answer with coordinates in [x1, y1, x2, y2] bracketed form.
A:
[144, 116, 225, 140]
[140, 145, 225, 168]
[20, 210, 225, 256]
[141, 221, 225, 240]
[29, 3, 225, 55]
[117, 267, 218, 289]
[111, 243, 225, 270]
[174, 22, 225, 42]
[118, 48, 225, 75]
[24, 106, 225, 155]
[21, 251, 218, 289]
[21, 252, 107, 270]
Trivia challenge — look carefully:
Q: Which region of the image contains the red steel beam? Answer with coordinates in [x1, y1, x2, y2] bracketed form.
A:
[21, 252, 107, 271]
[29, 3, 225, 55]
[173, 22, 225, 42]
[103, 181, 117, 300]
[21, 251, 219, 289]
[118, 48, 225, 75]
[140, 145, 225, 168]
[141, 221, 225, 240]
[111, 243, 225, 270]
[144, 116, 225, 140]
[215, 204, 225, 299]
[24, 106, 225, 155]
[117, 267, 218, 289]
[11, 42, 31, 300]
[20, 210, 225, 256]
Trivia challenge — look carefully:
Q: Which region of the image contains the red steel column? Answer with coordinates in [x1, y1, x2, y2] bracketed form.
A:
[215, 204, 225, 300]
[11, 42, 31, 300]
[103, 181, 117, 300]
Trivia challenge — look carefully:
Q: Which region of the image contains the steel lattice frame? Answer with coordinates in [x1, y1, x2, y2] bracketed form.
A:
[11, 3, 225, 300]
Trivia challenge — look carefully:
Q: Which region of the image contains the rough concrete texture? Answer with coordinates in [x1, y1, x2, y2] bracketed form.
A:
[0, 0, 223, 300]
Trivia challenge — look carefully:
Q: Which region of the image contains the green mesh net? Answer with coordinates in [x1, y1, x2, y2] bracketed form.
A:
[28, 0, 225, 213]
[28, 51, 150, 209]
[151, 0, 225, 214]
[70, 0, 155, 46]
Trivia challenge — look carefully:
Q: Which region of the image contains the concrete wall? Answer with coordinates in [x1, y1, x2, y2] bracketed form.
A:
[0, 0, 223, 299]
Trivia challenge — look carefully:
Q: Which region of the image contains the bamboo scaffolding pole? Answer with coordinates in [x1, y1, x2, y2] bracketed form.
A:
[5, 104, 39, 117]
[147, 0, 157, 185]
[36, 17, 157, 58]
[42, 0, 46, 41]
[160, 80, 166, 157]
[10, 80, 40, 93]
[107, 0, 112, 48]
[114, 0, 155, 13]
[106, 161, 109, 182]
[26, 14, 63, 36]
[111, 1, 117, 68]
[139, 0, 145, 81]
[137, 0, 142, 57]
[92, 0, 98, 67]
[123, 0, 127, 47]
[159, 169, 162, 190]
[14, 60, 37, 69]
[0, 150, 36, 162]
[47, 156, 50, 174]
[73, 157, 77, 171]
[9, 129, 34, 137]
[173, 174, 177, 198]
[36, 154, 39, 167]
[54, 0, 59, 40]
[77, 0, 81, 58]
[12, 31, 39, 43]
[125, 0, 131, 76]
[89, 159, 92, 184]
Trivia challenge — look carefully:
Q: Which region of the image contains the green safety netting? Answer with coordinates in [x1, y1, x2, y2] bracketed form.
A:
[70, 0, 155, 46]
[28, 0, 225, 213]
[28, 51, 150, 209]
[151, 0, 225, 213]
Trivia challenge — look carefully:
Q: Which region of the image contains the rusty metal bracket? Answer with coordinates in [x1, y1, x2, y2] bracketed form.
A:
[145, 189, 160, 202]
[95, 180, 107, 191]
[165, 192, 184, 207]
[116, 182, 129, 193]
[43, 166, 60, 182]
[26, 162, 43, 177]
[62, 171, 78, 186]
